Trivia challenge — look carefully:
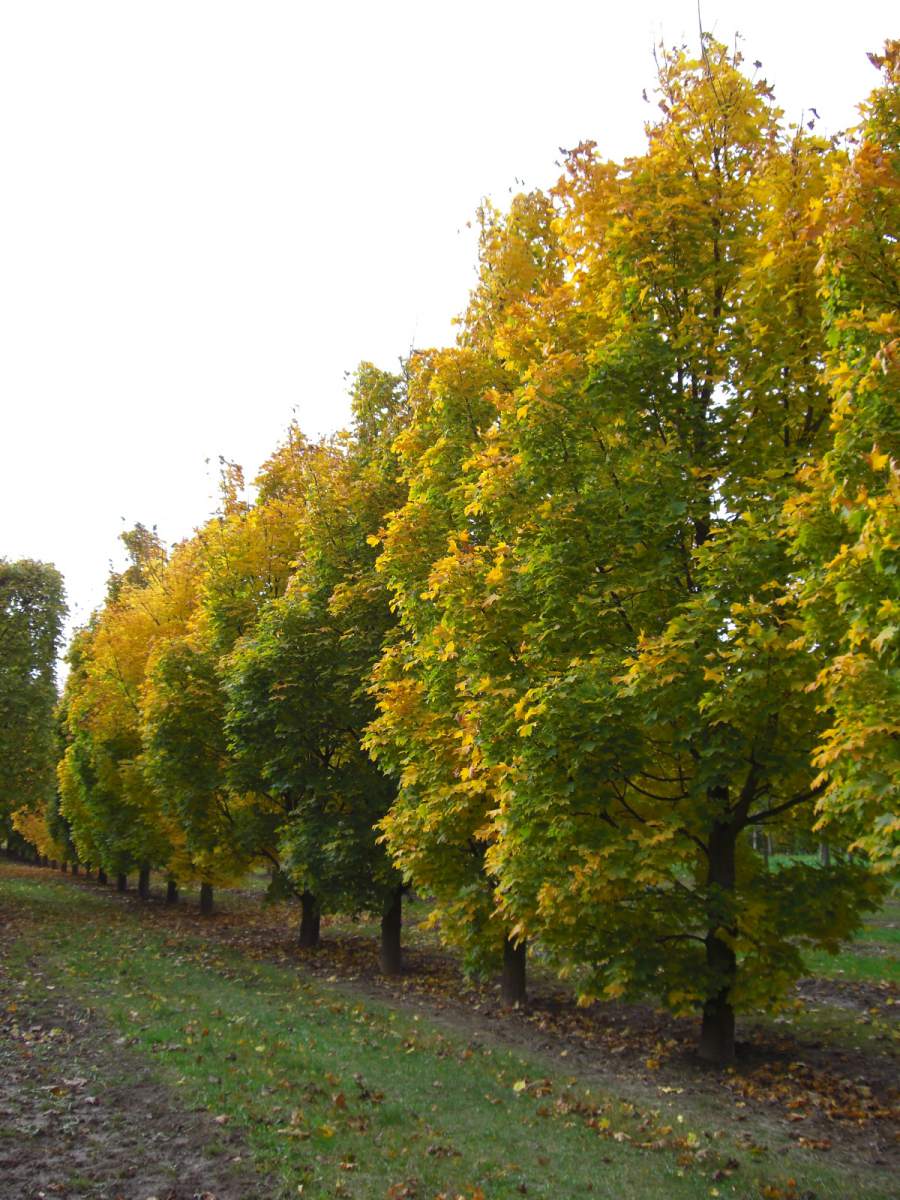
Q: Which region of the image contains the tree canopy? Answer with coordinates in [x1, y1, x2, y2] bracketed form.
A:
[0, 558, 66, 836]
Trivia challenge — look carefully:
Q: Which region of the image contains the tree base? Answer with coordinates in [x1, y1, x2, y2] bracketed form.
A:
[501, 937, 527, 1006]
[379, 888, 403, 976]
[699, 999, 735, 1066]
[299, 892, 321, 949]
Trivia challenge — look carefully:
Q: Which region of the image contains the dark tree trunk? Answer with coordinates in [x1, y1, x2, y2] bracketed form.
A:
[299, 891, 320, 949]
[138, 863, 151, 899]
[61, 861, 68, 873]
[699, 816, 737, 1066]
[97, 868, 108, 885]
[71, 862, 79, 876]
[50, 860, 58, 870]
[199, 882, 214, 915]
[166, 879, 179, 905]
[819, 841, 830, 867]
[501, 937, 527, 1006]
[117, 873, 127, 892]
[379, 887, 404, 976]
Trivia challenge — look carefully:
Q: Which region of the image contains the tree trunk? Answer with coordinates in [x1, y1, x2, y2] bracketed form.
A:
[501, 936, 527, 1006]
[166, 879, 179, 905]
[298, 891, 320, 949]
[116, 873, 127, 892]
[71, 862, 79, 876]
[379, 887, 403, 976]
[699, 817, 737, 1066]
[199, 882, 214, 915]
[819, 841, 830, 867]
[138, 863, 151, 899]
[97, 868, 108, 885]
[61, 861, 68, 873]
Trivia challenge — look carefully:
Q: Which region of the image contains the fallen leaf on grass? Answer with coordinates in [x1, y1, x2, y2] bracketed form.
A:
[793, 1135, 832, 1150]
[386, 1181, 419, 1199]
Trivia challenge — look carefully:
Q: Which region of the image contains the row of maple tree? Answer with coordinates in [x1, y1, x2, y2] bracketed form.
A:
[12, 38, 898, 1065]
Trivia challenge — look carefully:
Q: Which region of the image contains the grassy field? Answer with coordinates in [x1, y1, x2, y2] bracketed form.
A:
[1, 864, 897, 1200]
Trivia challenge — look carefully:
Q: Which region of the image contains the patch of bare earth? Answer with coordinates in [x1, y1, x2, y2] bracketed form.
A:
[0, 914, 266, 1200]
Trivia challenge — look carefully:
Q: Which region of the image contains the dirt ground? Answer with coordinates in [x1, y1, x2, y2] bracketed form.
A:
[0, 911, 266, 1200]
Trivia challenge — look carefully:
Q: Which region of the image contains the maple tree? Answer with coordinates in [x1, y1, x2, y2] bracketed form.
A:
[226, 366, 409, 969]
[366, 192, 563, 1000]
[137, 450, 325, 913]
[0, 559, 65, 842]
[57, 529, 178, 886]
[138, 541, 249, 912]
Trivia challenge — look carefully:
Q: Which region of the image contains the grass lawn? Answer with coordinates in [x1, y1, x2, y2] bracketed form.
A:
[2, 866, 897, 1200]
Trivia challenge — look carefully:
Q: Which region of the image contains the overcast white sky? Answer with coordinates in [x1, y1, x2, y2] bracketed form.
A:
[1, 1, 895, 643]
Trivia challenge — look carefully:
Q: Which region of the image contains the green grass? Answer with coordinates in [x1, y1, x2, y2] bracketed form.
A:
[3, 869, 895, 1200]
[800, 944, 900, 984]
[797, 896, 900, 985]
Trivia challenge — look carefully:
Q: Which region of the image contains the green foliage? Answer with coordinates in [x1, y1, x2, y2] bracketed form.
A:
[142, 630, 253, 884]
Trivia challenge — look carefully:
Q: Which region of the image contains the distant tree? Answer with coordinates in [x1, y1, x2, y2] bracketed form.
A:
[0, 559, 66, 838]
